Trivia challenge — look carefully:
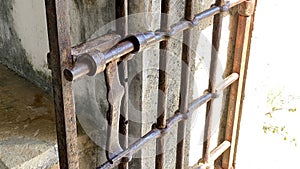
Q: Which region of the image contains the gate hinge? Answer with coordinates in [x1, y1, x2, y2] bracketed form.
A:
[238, 0, 255, 16]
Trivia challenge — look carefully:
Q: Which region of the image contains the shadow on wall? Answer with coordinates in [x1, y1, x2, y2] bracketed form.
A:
[0, 0, 51, 92]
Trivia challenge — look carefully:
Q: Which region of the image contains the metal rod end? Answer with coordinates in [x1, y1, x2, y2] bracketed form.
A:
[64, 69, 74, 81]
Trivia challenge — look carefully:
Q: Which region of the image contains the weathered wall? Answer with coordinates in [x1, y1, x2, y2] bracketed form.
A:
[0, 0, 232, 168]
[0, 0, 51, 91]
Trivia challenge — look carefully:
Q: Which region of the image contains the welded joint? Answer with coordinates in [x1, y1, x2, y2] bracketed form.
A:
[210, 1, 230, 12]
[203, 89, 220, 99]
[220, 1, 231, 12]
[238, 0, 255, 16]
[197, 160, 213, 169]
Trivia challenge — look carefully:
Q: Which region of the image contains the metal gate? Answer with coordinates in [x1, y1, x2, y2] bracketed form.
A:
[45, 0, 256, 168]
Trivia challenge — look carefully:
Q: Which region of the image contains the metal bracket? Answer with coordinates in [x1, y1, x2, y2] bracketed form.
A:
[63, 33, 121, 81]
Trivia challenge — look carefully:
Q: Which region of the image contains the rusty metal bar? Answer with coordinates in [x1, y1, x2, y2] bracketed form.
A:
[197, 141, 231, 169]
[116, 0, 129, 169]
[203, 0, 225, 167]
[192, 75, 239, 169]
[97, 74, 238, 169]
[44, 0, 79, 168]
[115, 0, 128, 37]
[64, 0, 246, 82]
[71, 33, 121, 56]
[155, 0, 171, 169]
[221, 0, 256, 168]
[232, 1, 257, 167]
[175, 0, 193, 168]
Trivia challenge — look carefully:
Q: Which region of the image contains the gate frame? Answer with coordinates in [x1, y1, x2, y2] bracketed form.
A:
[44, 0, 256, 168]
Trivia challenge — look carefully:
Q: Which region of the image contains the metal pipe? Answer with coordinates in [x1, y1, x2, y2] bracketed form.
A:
[155, 0, 171, 169]
[203, 0, 225, 167]
[215, 73, 239, 93]
[97, 73, 238, 169]
[175, 0, 193, 168]
[64, 0, 247, 81]
[210, 141, 231, 162]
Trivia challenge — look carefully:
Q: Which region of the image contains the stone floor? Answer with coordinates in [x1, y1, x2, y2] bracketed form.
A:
[0, 64, 58, 169]
[0, 64, 99, 169]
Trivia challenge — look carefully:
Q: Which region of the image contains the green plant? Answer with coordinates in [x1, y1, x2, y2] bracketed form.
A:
[263, 87, 298, 146]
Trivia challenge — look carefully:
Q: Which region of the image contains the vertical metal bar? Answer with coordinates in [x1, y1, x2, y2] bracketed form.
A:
[116, 0, 129, 169]
[155, 1, 171, 169]
[45, 0, 79, 168]
[232, 1, 257, 166]
[175, 0, 193, 169]
[116, 0, 128, 37]
[222, 1, 255, 168]
[202, 0, 225, 167]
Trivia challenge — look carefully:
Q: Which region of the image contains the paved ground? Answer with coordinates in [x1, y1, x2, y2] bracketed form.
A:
[0, 64, 99, 168]
[0, 64, 58, 168]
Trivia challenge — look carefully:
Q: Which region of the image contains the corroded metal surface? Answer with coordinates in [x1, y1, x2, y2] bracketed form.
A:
[71, 33, 121, 56]
[44, 0, 254, 168]
[97, 74, 238, 169]
[105, 61, 125, 162]
[221, 1, 256, 168]
[155, 1, 171, 169]
[175, 0, 193, 168]
[64, 0, 247, 82]
[44, 0, 79, 168]
[203, 0, 226, 167]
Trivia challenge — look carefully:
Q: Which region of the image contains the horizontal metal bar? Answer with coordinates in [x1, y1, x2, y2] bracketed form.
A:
[197, 141, 231, 169]
[210, 141, 231, 162]
[215, 73, 239, 93]
[64, 0, 246, 81]
[192, 6, 220, 26]
[96, 73, 238, 169]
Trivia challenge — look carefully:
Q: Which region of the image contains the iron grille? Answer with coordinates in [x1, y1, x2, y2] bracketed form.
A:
[45, 0, 256, 168]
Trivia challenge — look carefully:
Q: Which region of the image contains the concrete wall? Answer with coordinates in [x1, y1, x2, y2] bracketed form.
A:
[0, 0, 51, 91]
[0, 0, 232, 168]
